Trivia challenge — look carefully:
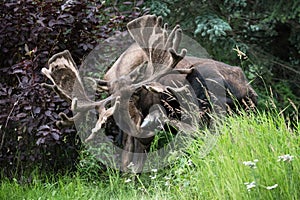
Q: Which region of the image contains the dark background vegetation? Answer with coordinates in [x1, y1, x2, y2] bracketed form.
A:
[0, 0, 299, 179]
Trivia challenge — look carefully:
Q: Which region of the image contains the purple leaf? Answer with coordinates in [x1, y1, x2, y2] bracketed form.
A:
[38, 125, 50, 131]
[16, 113, 27, 118]
[36, 138, 45, 145]
[50, 132, 60, 140]
[34, 107, 41, 114]
[45, 110, 52, 117]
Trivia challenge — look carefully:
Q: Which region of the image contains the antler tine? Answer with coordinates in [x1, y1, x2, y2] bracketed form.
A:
[56, 112, 83, 128]
[71, 95, 114, 112]
[173, 28, 182, 51]
[162, 23, 168, 46]
[85, 96, 121, 143]
[165, 25, 181, 51]
[168, 48, 187, 69]
[153, 16, 163, 35]
[162, 25, 185, 69]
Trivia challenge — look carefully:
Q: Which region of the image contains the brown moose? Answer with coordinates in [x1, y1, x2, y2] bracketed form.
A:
[42, 15, 257, 172]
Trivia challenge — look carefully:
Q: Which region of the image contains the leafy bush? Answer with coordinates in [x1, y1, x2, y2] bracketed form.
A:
[0, 0, 147, 179]
[0, 60, 80, 179]
[195, 15, 232, 43]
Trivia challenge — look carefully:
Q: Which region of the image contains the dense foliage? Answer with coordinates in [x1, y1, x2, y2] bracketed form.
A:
[147, 0, 300, 114]
[0, 0, 147, 179]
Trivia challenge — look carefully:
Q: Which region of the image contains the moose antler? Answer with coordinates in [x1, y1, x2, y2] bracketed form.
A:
[127, 15, 187, 84]
[41, 50, 87, 103]
[41, 50, 91, 127]
[41, 50, 121, 139]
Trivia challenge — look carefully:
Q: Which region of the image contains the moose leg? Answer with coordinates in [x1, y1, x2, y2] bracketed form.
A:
[131, 137, 148, 173]
[121, 133, 148, 173]
[121, 133, 134, 172]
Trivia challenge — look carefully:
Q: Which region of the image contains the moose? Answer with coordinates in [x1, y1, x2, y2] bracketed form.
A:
[42, 15, 257, 172]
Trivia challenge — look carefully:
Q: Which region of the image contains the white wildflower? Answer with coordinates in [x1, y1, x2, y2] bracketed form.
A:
[183, 180, 190, 187]
[243, 159, 258, 168]
[266, 184, 278, 190]
[244, 181, 256, 191]
[151, 168, 158, 173]
[165, 181, 170, 186]
[149, 174, 156, 179]
[127, 162, 134, 168]
[187, 159, 193, 166]
[124, 178, 131, 183]
[277, 154, 294, 162]
[138, 187, 146, 192]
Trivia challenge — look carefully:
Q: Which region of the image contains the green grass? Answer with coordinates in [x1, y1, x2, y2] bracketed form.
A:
[1, 111, 299, 200]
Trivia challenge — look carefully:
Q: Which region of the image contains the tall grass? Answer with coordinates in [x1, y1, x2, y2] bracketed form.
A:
[1, 110, 299, 200]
